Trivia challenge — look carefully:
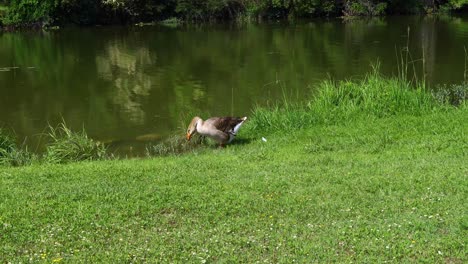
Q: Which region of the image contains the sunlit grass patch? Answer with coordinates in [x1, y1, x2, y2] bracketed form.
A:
[45, 122, 107, 163]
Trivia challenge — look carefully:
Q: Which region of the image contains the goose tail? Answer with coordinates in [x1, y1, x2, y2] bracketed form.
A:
[232, 117, 247, 135]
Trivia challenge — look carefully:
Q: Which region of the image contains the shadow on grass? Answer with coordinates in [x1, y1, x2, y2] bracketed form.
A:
[228, 137, 253, 146]
[145, 134, 254, 156]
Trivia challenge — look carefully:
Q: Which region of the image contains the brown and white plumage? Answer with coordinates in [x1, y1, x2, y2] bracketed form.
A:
[186, 116, 247, 146]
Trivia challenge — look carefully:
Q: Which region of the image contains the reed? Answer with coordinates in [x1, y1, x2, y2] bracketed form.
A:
[464, 46, 467, 84]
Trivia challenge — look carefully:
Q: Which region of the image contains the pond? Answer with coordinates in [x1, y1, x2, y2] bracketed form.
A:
[1, 16, 467, 156]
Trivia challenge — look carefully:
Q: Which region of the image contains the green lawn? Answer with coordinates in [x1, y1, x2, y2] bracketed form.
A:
[1, 108, 467, 262]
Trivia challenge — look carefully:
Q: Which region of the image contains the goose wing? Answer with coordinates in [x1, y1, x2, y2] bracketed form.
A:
[206, 117, 245, 134]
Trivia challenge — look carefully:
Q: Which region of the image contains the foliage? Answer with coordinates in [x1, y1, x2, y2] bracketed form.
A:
[45, 122, 107, 164]
[2, 0, 468, 26]
[449, 0, 468, 8]
[343, 0, 388, 16]
[2, 0, 59, 25]
[0, 2, 8, 19]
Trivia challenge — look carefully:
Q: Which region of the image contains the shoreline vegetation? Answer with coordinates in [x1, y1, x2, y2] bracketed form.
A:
[1, 69, 467, 262]
[1, 68, 467, 166]
[0, 0, 468, 30]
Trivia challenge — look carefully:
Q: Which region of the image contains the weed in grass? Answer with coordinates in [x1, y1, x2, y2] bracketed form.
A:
[45, 122, 107, 163]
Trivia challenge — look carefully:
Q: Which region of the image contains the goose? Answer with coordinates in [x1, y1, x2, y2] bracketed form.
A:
[186, 116, 247, 147]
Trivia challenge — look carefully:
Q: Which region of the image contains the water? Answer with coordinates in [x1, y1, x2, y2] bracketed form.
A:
[1, 16, 467, 155]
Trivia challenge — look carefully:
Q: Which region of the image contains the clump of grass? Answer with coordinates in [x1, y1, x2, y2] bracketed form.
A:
[0, 129, 36, 167]
[146, 134, 205, 156]
[310, 70, 435, 118]
[249, 67, 438, 133]
[1, 146, 37, 167]
[45, 123, 107, 164]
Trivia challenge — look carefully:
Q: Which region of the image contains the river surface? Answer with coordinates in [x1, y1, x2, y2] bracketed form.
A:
[1, 16, 467, 155]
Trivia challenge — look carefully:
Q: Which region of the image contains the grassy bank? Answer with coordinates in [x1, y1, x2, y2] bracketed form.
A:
[1, 73, 467, 262]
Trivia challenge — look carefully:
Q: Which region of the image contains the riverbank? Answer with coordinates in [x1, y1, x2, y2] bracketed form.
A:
[1, 72, 467, 261]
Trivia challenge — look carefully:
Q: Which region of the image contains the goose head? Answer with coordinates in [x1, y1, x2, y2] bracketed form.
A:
[186, 116, 201, 141]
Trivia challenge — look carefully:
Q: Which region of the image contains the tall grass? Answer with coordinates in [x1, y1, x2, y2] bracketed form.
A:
[45, 122, 107, 163]
[249, 67, 439, 133]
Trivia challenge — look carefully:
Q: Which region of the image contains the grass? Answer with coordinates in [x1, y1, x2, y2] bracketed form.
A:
[1, 109, 466, 262]
[0, 71, 467, 262]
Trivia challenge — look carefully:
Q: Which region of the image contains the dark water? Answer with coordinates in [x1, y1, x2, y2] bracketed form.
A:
[1, 16, 467, 155]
